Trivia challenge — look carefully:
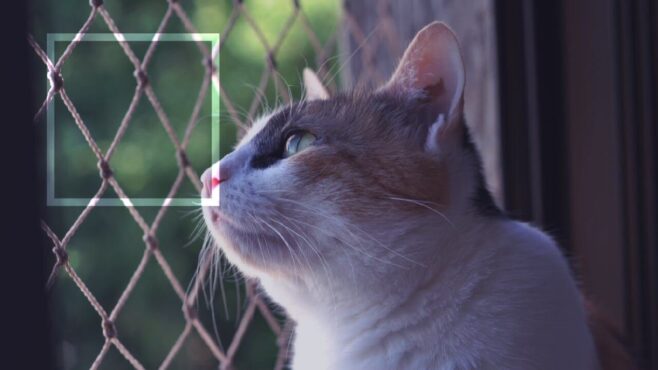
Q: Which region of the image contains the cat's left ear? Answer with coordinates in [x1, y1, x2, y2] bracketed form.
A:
[384, 22, 465, 147]
[303, 68, 329, 101]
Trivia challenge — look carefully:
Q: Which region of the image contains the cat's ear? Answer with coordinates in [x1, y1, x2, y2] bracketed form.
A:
[385, 22, 465, 143]
[303, 68, 330, 101]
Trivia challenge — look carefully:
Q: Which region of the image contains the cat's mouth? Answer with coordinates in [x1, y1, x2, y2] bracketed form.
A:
[206, 208, 221, 224]
[204, 207, 240, 232]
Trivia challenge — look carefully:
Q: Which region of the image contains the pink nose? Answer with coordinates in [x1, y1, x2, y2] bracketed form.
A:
[211, 177, 219, 188]
[201, 167, 224, 196]
[201, 150, 246, 195]
[210, 176, 223, 189]
[201, 163, 231, 196]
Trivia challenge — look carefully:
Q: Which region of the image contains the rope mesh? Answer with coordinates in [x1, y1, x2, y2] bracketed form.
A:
[30, 1, 402, 368]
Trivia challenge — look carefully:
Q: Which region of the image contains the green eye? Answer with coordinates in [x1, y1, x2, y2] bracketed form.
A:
[284, 131, 316, 157]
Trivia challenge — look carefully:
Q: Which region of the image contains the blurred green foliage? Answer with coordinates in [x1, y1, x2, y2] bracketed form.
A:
[30, 0, 339, 369]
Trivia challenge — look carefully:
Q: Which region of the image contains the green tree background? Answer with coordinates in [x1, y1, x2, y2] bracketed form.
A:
[30, 1, 339, 368]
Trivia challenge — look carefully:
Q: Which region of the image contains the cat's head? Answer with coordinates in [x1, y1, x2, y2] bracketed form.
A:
[201, 22, 496, 286]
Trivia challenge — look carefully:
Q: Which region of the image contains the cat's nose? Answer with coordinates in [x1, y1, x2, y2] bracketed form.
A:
[201, 165, 222, 198]
[201, 149, 249, 197]
[201, 160, 232, 197]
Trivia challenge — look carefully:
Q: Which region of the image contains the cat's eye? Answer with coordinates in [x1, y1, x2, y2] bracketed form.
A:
[284, 131, 316, 157]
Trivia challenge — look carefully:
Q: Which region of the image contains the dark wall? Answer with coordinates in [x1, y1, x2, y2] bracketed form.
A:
[1, 1, 54, 369]
[497, 0, 658, 368]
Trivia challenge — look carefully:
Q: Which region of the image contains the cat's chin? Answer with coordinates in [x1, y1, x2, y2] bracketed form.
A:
[203, 208, 302, 277]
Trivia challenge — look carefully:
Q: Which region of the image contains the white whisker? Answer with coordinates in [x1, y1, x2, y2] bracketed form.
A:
[387, 196, 455, 228]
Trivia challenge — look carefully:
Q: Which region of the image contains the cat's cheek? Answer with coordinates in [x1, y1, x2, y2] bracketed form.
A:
[285, 149, 344, 192]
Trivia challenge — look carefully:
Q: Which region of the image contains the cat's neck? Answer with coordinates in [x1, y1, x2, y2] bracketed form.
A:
[262, 215, 511, 369]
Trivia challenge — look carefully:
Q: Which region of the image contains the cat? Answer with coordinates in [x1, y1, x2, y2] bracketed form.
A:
[201, 22, 633, 370]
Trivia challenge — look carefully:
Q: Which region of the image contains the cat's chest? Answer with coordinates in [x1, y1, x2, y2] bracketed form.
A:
[284, 249, 600, 370]
[288, 300, 474, 370]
